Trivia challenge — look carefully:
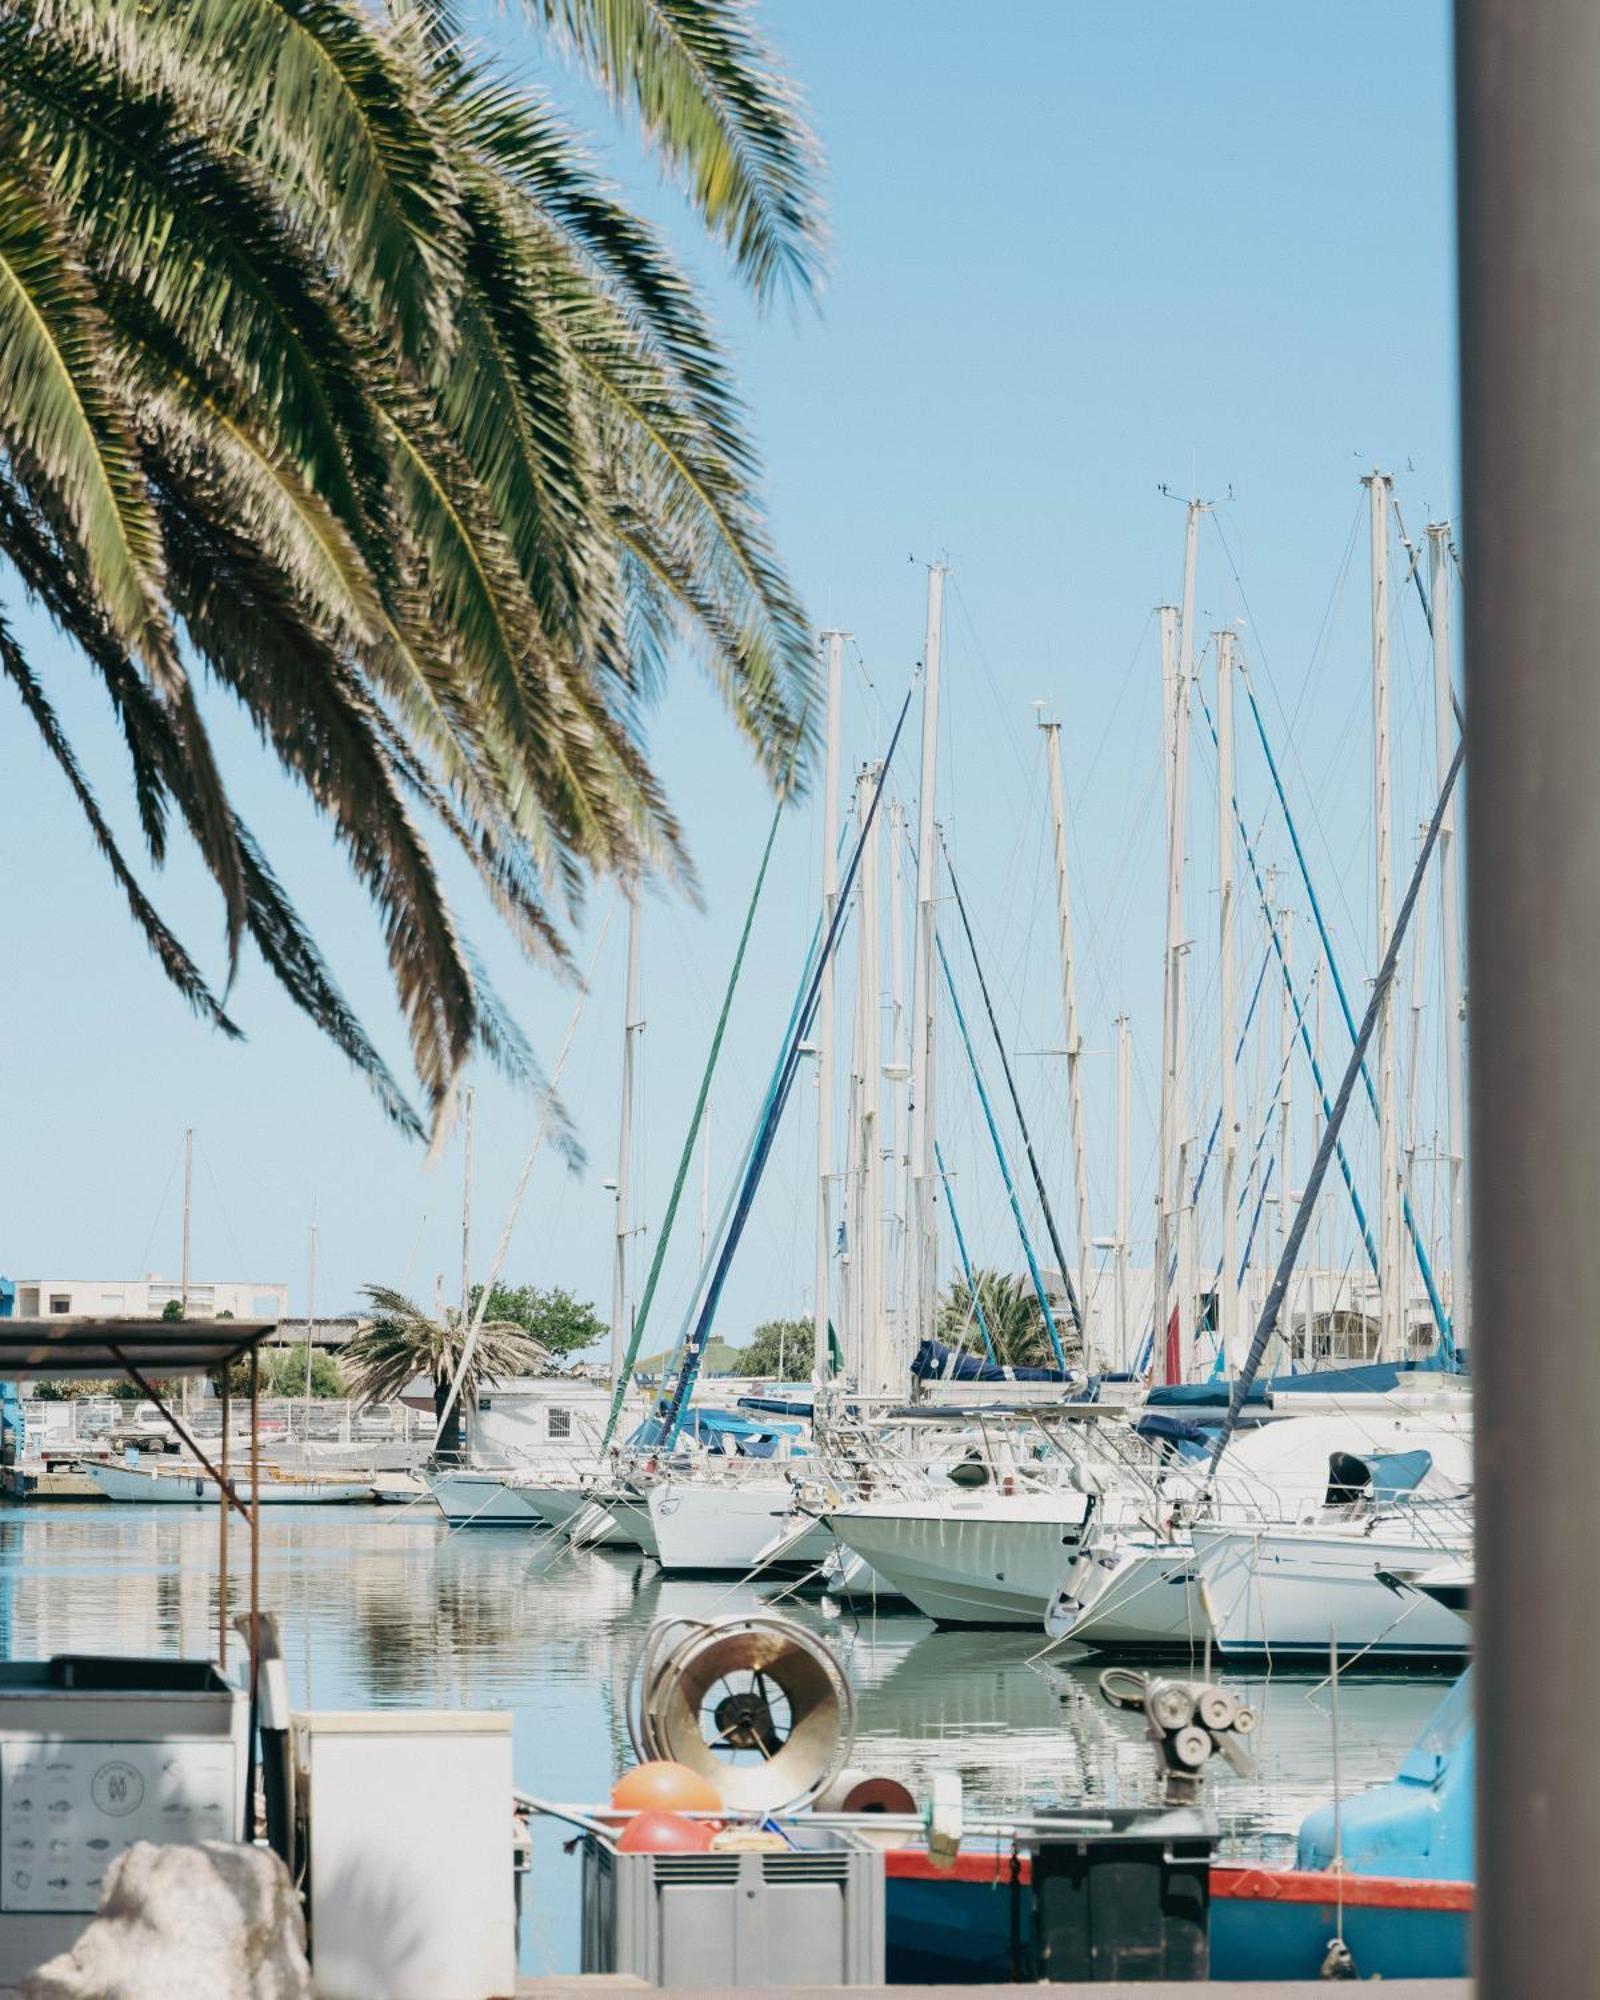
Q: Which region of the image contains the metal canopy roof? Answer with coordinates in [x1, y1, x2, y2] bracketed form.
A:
[0, 1317, 278, 1379]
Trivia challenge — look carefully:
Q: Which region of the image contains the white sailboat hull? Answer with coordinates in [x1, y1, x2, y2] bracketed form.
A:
[522, 1484, 598, 1533]
[518, 1483, 652, 1550]
[828, 1493, 1094, 1627]
[428, 1471, 546, 1525]
[88, 1462, 366, 1506]
[649, 1480, 831, 1575]
[1190, 1520, 1472, 1658]
[1046, 1540, 1211, 1649]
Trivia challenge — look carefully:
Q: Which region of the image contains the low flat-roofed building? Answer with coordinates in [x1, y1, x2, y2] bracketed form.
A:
[10, 1276, 289, 1321]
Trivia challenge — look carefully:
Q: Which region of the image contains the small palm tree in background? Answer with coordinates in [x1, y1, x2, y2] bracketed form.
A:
[938, 1268, 1072, 1370]
[344, 1284, 551, 1456]
[0, 0, 823, 1136]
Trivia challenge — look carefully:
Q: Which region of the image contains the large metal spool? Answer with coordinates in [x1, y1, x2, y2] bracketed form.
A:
[629, 1614, 855, 1814]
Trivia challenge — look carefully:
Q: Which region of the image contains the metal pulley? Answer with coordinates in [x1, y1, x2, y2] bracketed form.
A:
[1099, 1667, 1257, 1804]
[628, 1614, 856, 1814]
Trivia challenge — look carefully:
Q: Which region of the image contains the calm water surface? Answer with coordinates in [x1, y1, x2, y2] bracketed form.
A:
[0, 1503, 1453, 1974]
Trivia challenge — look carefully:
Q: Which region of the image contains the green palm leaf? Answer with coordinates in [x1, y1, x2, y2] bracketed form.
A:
[0, 157, 170, 672]
[528, 0, 825, 304]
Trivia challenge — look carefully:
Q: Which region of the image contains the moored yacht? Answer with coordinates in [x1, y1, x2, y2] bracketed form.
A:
[1190, 1503, 1473, 1659]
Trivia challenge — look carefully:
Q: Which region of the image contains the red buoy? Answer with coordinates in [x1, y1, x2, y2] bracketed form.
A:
[617, 1809, 716, 1854]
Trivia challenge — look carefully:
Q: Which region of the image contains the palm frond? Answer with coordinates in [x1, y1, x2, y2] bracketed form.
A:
[232, 823, 426, 1136]
[345, 1283, 550, 1406]
[37, 0, 465, 368]
[154, 474, 479, 1123]
[527, 0, 824, 304]
[0, 153, 171, 673]
[0, 610, 238, 1034]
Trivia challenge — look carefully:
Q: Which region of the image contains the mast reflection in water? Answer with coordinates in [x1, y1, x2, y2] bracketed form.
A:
[0, 1506, 1448, 1973]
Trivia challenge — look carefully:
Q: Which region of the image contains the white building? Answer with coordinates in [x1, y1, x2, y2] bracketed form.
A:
[10, 1276, 289, 1321]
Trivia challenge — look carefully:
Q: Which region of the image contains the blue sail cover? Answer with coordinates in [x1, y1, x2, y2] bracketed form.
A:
[911, 1338, 1084, 1386]
[629, 1407, 801, 1458]
[1363, 1448, 1434, 1499]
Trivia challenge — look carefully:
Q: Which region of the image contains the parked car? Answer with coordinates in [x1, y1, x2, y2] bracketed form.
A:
[354, 1406, 397, 1440]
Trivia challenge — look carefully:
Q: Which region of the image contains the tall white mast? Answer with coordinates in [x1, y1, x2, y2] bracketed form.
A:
[887, 798, 908, 1357]
[610, 895, 642, 1384]
[1367, 471, 1403, 1362]
[909, 565, 947, 1349]
[180, 1127, 193, 1316]
[1215, 631, 1241, 1368]
[699, 1098, 712, 1271]
[1153, 603, 1182, 1378]
[1277, 902, 1295, 1349]
[1405, 832, 1432, 1194]
[459, 1083, 475, 1317]
[304, 1221, 318, 1411]
[1173, 503, 1202, 1379]
[180, 1127, 194, 1415]
[854, 765, 886, 1392]
[812, 631, 846, 1388]
[1429, 523, 1468, 1351]
[1040, 719, 1094, 1358]
[1115, 1013, 1132, 1371]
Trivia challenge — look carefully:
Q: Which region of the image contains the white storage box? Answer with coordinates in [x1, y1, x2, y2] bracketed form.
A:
[293, 1710, 515, 2000]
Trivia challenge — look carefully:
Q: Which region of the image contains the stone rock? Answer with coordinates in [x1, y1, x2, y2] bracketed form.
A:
[19, 1840, 311, 2000]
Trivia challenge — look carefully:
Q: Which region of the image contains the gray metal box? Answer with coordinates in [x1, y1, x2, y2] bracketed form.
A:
[581, 1824, 885, 1987]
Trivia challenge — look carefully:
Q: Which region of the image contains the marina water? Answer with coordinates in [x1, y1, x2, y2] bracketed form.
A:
[2, 1501, 1450, 1974]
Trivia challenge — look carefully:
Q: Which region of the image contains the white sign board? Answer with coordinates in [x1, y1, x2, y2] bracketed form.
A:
[1, 1740, 237, 1912]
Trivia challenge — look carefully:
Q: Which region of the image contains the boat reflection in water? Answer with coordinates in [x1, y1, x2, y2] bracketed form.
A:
[0, 1504, 1455, 1972]
[845, 1622, 1449, 1858]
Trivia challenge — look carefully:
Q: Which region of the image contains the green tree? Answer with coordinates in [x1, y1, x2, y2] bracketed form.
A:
[258, 1343, 345, 1399]
[938, 1269, 1073, 1369]
[730, 1316, 810, 1377]
[0, 0, 822, 1138]
[468, 1283, 603, 1359]
[343, 1284, 550, 1454]
[160, 1299, 184, 1322]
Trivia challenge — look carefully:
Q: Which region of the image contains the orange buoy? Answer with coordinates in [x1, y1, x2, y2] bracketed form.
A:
[617, 1809, 717, 1854]
[611, 1760, 723, 1813]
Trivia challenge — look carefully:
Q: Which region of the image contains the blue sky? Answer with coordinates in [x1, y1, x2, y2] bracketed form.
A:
[0, 4, 1457, 1350]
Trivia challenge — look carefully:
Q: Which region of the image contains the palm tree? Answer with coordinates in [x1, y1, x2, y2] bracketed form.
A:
[938, 1268, 1074, 1370]
[344, 1283, 551, 1456]
[0, 0, 822, 1135]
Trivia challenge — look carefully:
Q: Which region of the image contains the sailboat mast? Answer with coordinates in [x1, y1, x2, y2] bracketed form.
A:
[304, 1221, 317, 1410]
[1278, 901, 1295, 1350]
[1041, 719, 1094, 1358]
[1429, 522, 1468, 1352]
[459, 1084, 475, 1318]
[699, 1098, 712, 1271]
[180, 1127, 193, 1316]
[1367, 470, 1404, 1362]
[611, 897, 642, 1384]
[1215, 631, 1240, 1368]
[1173, 504, 1201, 1380]
[1115, 1013, 1132, 1371]
[909, 565, 947, 1353]
[812, 630, 846, 1388]
[857, 765, 886, 1392]
[179, 1127, 194, 1417]
[887, 798, 908, 1360]
[1154, 603, 1181, 1379]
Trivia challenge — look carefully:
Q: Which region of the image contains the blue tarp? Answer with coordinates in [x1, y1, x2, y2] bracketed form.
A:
[911, 1338, 1083, 1386]
[1364, 1448, 1434, 1499]
[629, 1407, 802, 1458]
[1136, 1412, 1219, 1457]
[737, 1395, 814, 1418]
